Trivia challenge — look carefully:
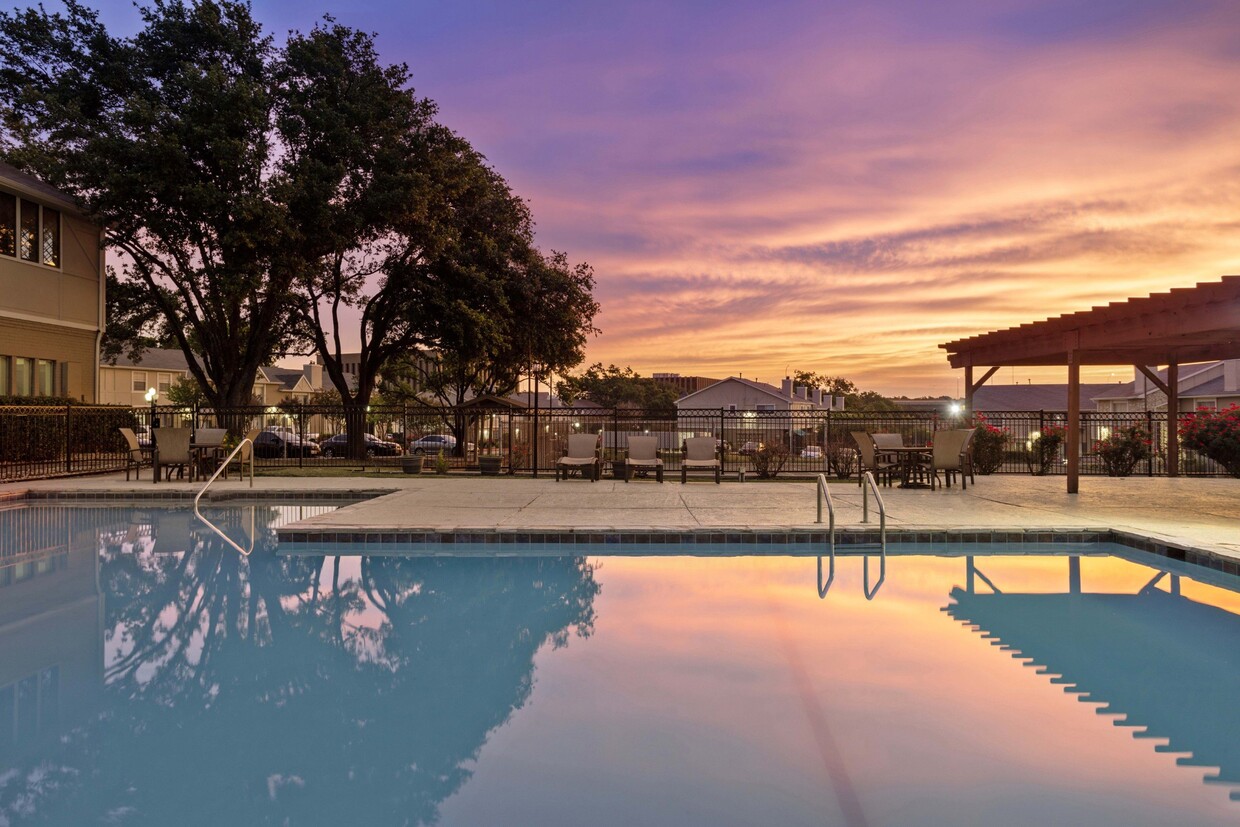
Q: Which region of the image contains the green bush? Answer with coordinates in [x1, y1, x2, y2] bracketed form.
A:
[0, 402, 139, 463]
[971, 415, 1008, 475]
[1093, 425, 1152, 477]
[750, 443, 790, 479]
[1179, 405, 1240, 477]
[1027, 425, 1066, 475]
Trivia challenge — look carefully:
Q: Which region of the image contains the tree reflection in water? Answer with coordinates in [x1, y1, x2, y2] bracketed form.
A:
[7, 507, 599, 826]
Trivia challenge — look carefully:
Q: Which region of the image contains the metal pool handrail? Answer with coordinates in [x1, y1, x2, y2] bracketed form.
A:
[815, 474, 837, 598]
[861, 471, 887, 552]
[193, 438, 256, 557]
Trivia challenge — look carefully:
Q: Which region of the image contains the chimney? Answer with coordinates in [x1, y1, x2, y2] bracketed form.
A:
[303, 362, 323, 390]
[813, 388, 823, 406]
[781, 377, 793, 397]
[797, 385, 809, 400]
[834, 395, 846, 410]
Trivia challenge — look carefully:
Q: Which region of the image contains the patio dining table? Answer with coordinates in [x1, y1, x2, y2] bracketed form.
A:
[880, 445, 934, 489]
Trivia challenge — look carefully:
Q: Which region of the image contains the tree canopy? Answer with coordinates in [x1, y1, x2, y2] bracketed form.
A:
[556, 363, 679, 411]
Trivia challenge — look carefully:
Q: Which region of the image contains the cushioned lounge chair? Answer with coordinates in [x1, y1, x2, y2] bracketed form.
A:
[851, 431, 896, 487]
[625, 435, 663, 483]
[681, 436, 721, 484]
[153, 427, 193, 482]
[556, 433, 601, 481]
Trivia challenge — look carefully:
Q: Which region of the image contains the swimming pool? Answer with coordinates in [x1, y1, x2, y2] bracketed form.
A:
[1, 503, 1237, 825]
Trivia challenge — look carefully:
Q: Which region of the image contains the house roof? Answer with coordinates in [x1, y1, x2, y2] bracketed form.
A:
[105, 348, 191, 371]
[972, 383, 1120, 411]
[259, 367, 310, 392]
[0, 159, 82, 213]
[677, 376, 800, 407]
[1091, 362, 1221, 400]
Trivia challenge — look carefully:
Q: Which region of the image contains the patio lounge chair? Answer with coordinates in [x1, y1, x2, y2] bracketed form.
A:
[625, 435, 664, 483]
[153, 427, 193, 482]
[851, 431, 896, 487]
[556, 433, 601, 481]
[930, 429, 974, 490]
[118, 427, 145, 481]
[681, 436, 721, 484]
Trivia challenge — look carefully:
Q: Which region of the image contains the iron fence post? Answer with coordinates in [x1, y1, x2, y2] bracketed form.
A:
[1147, 409, 1154, 476]
[64, 404, 71, 474]
[720, 407, 726, 474]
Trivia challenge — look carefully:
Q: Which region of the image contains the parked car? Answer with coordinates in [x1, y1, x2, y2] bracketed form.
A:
[408, 434, 457, 455]
[252, 430, 321, 459]
[319, 433, 403, 458]
[738, 441, 765, 456]
[800, 446, 824, 459]
[135, 424, 152, 449]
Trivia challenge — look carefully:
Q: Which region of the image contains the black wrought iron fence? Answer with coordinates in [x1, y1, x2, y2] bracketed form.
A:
[0, 402, 1229, 480]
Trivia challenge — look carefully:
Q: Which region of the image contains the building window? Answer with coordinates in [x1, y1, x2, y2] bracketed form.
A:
[19, 199, 38, 262]
[0, 356, 8, 396]
[1195, 399, 1217, 411]
[35, 359, 55, 396]
[132, 371, 147, 393]
[756, 404, 776, 412]
[0, 192, 14, 257]
[13, 357, 32, 396]
[41, 208, 59, 267]
[157, 373, 172, 393]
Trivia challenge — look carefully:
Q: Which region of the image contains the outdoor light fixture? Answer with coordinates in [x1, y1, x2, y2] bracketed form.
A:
[949, 402, 962, 416]
[144, 387, 157, 403]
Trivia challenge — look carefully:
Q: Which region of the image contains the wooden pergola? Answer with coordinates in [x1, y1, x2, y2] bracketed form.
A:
[940, 276, 1240, 492]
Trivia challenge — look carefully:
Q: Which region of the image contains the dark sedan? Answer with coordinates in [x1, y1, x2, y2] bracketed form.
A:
[252, 431, 321, 458]
[319, 433, 403, 458]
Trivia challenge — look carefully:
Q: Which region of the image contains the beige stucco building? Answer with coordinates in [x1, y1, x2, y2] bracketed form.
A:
[100, 348, 323, 407]
[0, 162, 104, 401]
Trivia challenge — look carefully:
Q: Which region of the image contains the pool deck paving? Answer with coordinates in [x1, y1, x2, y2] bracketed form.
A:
[3, 471, 1237, 565]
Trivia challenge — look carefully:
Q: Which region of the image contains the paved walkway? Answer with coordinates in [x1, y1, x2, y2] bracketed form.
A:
[4, 472, 1238, 562]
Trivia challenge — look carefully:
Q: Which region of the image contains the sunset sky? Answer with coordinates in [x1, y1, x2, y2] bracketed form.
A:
[98, 0, 1240, 395]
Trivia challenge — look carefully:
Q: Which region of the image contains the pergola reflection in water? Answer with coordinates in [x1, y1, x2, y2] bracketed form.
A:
[945, 555, 1240, 802]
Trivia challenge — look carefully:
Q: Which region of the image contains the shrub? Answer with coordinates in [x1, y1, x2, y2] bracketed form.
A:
[1028, 424, 1065, 475]
[1093, 425, 1152, 477]
[825, 438, 857, 480]
[750, 442, 789, 479]
[510, 442, 530, 471]
[1179, 404, 1240, 477]
[971, 414, 1007, 475]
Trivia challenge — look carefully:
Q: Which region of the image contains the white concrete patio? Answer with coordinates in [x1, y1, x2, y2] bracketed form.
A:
[4, 472, 1238, 563]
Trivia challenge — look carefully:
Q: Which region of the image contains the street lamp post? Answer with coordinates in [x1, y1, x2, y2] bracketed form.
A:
[145, 387, 158, 483]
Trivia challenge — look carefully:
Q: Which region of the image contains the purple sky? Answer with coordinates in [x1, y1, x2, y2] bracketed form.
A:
[90, 0, 1240, 393]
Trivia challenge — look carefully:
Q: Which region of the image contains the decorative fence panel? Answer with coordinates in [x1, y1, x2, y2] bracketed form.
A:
[0, 403, 1227, 481]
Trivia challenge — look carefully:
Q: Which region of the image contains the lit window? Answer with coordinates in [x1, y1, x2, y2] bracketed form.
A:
[132, 371, 147, 393]
[35, 359, 55, 396]
[13, 357, 32, 396]
[19, 199, 38, 262]
[0, 193, 14, 257]
[41, 208, 59, 267]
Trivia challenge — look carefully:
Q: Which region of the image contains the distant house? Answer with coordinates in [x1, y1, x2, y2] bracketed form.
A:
[1093, 361, 1240, 412]
[651, 372, 723, 398]
[675, 377, 844, 412]
[0, 161, 104, 401]
[99, 348, 324, 407]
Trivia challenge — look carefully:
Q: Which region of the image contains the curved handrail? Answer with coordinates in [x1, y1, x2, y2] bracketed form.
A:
[860, 470, 887, 552]
[863, 551, 886, 600]
[815, 473, 837, 598]
[193, 438, 256, 557]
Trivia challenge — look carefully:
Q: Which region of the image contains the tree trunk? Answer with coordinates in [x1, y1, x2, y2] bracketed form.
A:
[451, 408, 468, 457]
[344, 402, 369, 460]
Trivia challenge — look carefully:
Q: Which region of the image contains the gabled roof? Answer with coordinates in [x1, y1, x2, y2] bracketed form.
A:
[1091, 362, 1221, 400]
[105, 348, 191, 371]
[0, 159, 81, 213]
[677, 376, 797, 406]
[259, 367, 312, 392]
[972, 383, 1119, 411]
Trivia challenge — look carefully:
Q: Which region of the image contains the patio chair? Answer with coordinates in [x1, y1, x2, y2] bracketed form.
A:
[960, 427, 977, 487]
[851, 431, 896, 487]
[930, 429, 973, 490]
[681, 436, 721, 484]
[153, 427, 193, 482]
[556, 433, 601, 481]
[625, 435, 663, 483]
[118, 427, 145, 481]
[223, 429, 261, 481]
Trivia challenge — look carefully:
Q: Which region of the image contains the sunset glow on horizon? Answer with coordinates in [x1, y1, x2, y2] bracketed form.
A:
[99, 0, 1240, 394]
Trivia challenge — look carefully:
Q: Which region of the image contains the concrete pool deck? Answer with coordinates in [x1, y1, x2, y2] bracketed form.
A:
[4, 472, 1238, 564]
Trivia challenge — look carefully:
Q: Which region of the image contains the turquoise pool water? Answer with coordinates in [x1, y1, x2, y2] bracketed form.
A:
[1, 503, 1238, 826]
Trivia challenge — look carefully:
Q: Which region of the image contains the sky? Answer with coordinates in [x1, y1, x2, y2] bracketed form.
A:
[91, 0, 1240, 395]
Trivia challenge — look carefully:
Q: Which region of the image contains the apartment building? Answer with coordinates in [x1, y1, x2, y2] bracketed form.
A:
[0, 162, 104, 401]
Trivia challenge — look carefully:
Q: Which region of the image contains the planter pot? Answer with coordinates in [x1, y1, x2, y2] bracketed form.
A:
[401, 455, 423, 475]
[479, 455, 503, 476]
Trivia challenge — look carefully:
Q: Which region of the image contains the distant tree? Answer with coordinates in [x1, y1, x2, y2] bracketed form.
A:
[556, 364, 677, 412]
[791, 370, 896, 411]
[165, 376, 207, 408]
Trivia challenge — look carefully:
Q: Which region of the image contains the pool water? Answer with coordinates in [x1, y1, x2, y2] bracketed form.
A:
[1, 504, 1238, 826]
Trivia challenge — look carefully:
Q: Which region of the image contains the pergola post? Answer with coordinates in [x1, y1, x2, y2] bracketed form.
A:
[964, 365, 973, 418]
[1167, 362, 1179, 477]
[1066, 351, 1080, 494]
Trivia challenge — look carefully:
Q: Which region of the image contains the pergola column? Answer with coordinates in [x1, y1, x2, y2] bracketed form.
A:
[1066, 351, 1080, 494]
[1167, 362, 1179, 477]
